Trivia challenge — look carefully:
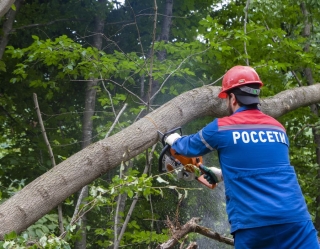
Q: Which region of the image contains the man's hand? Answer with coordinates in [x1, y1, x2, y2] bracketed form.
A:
[199, 165, 223, 184]
[165, 133, 181, 146]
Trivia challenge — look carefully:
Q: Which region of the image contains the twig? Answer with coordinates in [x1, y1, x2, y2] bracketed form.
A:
[107, 79, 148, 106]
[127, 0, 145, 58]
[105, 103, 128, 138]
[101, 76, 117, 118]
[13, 18, 133, 44]
[60, 198, 97, 239]
[12, 18, 72, 32]
[114, 161, 130, 243]
[264, 20, 277, 43]
[291, 70, 303, 87]
[69, 186, 88, 227]
[207, 73, 225, 86]
[293, 123, 318, 141]
[33, 93, 64, 234]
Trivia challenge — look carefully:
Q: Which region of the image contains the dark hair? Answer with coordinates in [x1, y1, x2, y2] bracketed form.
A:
[227, 83, 261, 107]
[228, 93, 258, 107]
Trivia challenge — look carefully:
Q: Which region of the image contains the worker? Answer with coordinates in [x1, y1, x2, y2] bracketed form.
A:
[165, 65, 320, 249]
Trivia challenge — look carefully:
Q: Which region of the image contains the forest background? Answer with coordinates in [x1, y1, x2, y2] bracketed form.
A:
[0, 0, 320, 248]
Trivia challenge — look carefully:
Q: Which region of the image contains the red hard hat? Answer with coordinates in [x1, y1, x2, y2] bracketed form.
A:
[218, 65, 263, 98]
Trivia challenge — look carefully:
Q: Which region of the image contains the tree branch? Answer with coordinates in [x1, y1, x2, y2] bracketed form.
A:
[156, 217, 234, 249]
[243, 0, 250, 66]
[105, 103, 128, 138]
[291, 70, 302, 87]
[11, 18, 71, 32]
[33, 93, 64, 234]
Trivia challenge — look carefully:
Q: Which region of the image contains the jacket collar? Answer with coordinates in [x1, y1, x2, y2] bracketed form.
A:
[233, 105, 259, 115]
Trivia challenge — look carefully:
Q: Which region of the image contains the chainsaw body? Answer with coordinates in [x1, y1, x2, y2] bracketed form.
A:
[158, 128, 216, 189]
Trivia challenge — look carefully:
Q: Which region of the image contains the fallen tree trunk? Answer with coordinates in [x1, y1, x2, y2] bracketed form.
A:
[0, 84, 320, 238]
[0, 0, 15, 18]
[156, 217, 234, 249]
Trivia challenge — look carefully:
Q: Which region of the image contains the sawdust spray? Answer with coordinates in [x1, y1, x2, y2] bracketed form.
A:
[186, 151, 233, 248]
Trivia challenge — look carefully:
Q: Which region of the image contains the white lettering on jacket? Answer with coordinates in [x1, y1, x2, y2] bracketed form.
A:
[232, 131, 287, 145]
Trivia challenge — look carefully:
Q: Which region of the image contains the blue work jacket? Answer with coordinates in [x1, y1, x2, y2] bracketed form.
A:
[171, 106, 311, 233]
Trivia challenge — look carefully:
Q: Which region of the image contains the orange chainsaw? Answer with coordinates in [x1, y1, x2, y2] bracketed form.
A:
[158, 127, 216, 189]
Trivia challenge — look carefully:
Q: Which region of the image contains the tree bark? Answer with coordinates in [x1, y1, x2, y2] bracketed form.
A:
[0, 0, 23, 59]
[0, 85, 320, 238]
[157, 0, 173, 61]
[0, 0, 15, 18]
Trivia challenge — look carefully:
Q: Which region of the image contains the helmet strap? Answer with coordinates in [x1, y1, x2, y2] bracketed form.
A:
[239, 86, 260, 95]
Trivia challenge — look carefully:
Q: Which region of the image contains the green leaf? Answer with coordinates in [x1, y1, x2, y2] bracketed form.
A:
[156, 176, 169, 184]
[3, 241, 15, 248]
[4, 231, 17, 240]
[0, 61, 6, 72]
[32, 35, 39, 40]
[127, 189, 134, 198]
[35, 229, 44, 238]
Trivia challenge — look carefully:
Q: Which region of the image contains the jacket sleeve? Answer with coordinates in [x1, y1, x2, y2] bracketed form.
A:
[171, 119, 219, 157]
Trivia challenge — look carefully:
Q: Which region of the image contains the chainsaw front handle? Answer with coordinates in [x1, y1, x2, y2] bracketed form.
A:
[159, 127, 182, 146]
[158, 127, 182, 173]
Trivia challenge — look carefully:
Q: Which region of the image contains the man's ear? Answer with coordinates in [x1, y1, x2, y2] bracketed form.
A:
[229, 93, 237, 105]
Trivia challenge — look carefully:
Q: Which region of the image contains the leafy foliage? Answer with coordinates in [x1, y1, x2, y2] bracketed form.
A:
[1, 0, 320, 248]
[1, 230, 71, 249]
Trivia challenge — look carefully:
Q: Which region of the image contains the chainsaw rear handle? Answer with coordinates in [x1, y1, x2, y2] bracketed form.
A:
[197, 175, 217, 189]
[197, 162, 217, 189]
[191, 157, 216, 189]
